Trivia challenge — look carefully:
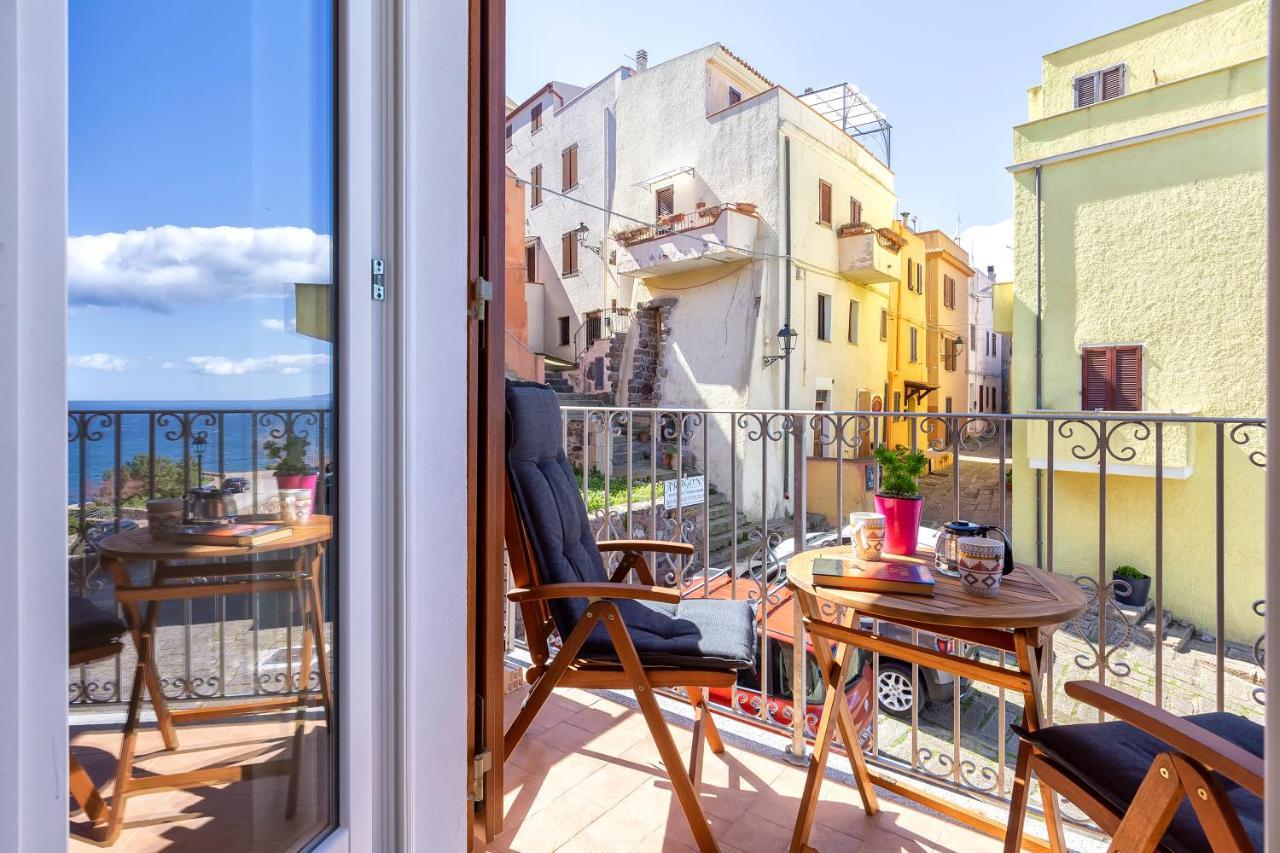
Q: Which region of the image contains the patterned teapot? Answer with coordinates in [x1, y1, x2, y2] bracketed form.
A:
[934, 520, 1013, 578]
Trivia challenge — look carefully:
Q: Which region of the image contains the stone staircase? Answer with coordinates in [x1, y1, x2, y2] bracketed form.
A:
[546, 366, 607, 407]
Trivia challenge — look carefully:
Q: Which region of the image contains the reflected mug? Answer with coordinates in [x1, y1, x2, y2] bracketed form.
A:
[849, 512, 886, 561]
[280, 489, 313, 526]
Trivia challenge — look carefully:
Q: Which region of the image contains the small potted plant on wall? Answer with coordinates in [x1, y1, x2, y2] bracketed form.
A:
[872, 444, 928, 556]
[1113, 564, 1151, 607]
[264, 434, 319, 505]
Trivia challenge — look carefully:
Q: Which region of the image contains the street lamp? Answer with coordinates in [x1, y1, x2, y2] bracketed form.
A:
[762, 324, 799, 368]
[574, 221, 602, 257]
[191, 434, 208, 486]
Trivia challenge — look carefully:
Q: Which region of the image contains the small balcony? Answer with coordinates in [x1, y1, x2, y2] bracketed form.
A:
[838, 224, 903, 285]
[1024, 409, 1197, 478]
[614, 203, 758, 282]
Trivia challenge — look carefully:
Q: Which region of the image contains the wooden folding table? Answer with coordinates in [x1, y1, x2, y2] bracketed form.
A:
[785, 545, 1086, 853]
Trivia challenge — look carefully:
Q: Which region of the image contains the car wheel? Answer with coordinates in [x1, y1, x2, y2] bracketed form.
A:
[876, 662, 918, 719]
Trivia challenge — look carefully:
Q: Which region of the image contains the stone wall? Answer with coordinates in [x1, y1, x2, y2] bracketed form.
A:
[625, 298, 675, 407]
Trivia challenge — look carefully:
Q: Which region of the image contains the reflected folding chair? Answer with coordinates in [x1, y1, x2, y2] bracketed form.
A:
[68, 595, 130, 844]
[1005, 680, 1264, 853]
[503, 380, 757, 853]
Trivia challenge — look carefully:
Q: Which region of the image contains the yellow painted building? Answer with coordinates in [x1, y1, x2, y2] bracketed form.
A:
[1008, 0, 1267, 640]
[884, 219, 929, 448]
[921, 230, 973, 425]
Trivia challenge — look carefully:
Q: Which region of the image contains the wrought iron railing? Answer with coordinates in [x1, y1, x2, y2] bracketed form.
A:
[513, 405, 1267, 831]
[67, 406, 333, 706]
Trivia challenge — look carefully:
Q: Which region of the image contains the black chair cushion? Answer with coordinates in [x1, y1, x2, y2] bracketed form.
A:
[506, 381, 755, 671]
[1017, 712, 1263, 853]
[69, 596, 127, 655]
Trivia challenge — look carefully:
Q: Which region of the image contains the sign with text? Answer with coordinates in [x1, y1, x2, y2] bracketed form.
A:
[662, 475, 705, 510]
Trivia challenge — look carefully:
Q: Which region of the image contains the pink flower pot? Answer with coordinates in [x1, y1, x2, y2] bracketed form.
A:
[275, 472, 319, 509]
[873, 494, 924, 556]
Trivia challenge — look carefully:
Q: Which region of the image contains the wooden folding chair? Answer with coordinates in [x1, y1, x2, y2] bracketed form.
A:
[1006, 680, 1263, 853]
[502, 381, 757, 853]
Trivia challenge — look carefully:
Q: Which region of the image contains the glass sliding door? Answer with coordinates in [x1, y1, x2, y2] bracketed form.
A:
[67, 2, 337, 849]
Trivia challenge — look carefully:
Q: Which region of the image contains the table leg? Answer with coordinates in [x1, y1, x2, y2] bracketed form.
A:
[105, 556, 178, 750]
[286, 556, 309, 820]
[304, 544, 333, 720]
[1013, 629, 1066, 853]
[789, 594, 874, 853]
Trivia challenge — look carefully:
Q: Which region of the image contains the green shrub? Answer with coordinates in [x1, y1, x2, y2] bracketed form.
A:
[1114, 564, 1147, 580]
[872, 444, 928, 499]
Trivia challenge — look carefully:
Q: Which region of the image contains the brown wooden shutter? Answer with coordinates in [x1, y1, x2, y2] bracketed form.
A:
[524, 243, 536, 283]
[818, 180, 832, 226]
[561, 145, 578, 190]
[1101, 66, 1124, 101]
[505, 124, 513, 151]
[561, 231, 578, 275]
[655, 185, 674, 218]
[1081, 347, 1112, 409]
[850, 197, 862, 226]
[1074, 75, 1097, 108]
[1113, 345, 1142, 411]
[531, 103, 542, 132]
[530, 164, 542, 207]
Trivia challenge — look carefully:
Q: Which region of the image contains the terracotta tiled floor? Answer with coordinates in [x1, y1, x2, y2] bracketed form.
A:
[491, 686, 1008, 853]
[68, 711, 332, 852]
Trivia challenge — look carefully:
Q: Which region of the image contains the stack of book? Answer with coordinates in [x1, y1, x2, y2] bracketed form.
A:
[811, 555, 935, 596]
[161, 523, 293, 547]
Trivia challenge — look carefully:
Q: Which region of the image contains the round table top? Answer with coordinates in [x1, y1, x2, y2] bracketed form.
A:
[787, 545, 1087, 630]
[97, 515, 333, 561]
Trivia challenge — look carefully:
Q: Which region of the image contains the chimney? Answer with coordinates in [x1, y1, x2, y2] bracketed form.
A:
[635, 49, 648, 72]
[899, 211, 910, 227]
[987, 264, 996, 280]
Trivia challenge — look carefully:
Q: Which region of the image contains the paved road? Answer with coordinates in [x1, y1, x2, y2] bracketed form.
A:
[918, 454, 1013, 534]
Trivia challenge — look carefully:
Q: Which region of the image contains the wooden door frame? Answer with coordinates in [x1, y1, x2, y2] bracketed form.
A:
[468, 0, 507, 845]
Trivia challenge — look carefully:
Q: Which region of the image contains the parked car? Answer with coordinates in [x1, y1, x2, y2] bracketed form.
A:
[744, 525, 977, 719]
[687, 572, 875, 743]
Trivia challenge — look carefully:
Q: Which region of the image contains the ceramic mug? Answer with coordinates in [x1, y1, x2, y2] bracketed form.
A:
[957, 536, 1004, 598]
[279, 489, 313, 526]
[146, 498, 185, 537]
[849, 512, 887, 561]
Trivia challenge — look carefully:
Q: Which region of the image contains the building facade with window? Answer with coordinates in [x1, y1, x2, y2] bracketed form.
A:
[506, 72, 631, 365]
[885, 220, 930, 448]
[1009, 0, 1267, 636]
[920, 230, 973, 439]
[967, 264, 1004, 414]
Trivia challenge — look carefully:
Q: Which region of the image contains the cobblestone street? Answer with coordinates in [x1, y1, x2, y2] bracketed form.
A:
[917, 453, 1012, 533]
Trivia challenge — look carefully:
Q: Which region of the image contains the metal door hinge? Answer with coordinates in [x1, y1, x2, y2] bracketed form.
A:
[371, 259, 385, 301]
[469, 749, 493, 802]
[470, 276, 493, 321]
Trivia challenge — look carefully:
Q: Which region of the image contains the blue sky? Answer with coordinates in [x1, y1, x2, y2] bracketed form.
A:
[507, 0, 1188, 275]
[68, 1, 333, 401]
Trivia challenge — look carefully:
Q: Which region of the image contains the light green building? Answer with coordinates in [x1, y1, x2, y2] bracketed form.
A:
[1008, 0, 1267, 640]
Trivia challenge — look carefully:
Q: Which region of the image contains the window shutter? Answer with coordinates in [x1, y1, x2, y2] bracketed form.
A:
[880, 308, 888, 340]
[655, 185, 674, 218]
[818, 180, 832, 226]
[530, 164, 542, 207]
[524, 244, 536, 283]
[531, 103, 542, 131]
[505, 124, 513, 151]
[1101, 66, 1124, 101]
[1113, 346, 1142, 411]
[848, 300, 859, 344]
[561, 232, 578, 275]
[850, 197, 862, 226]
[1074, 74, 1097, 108]
[1081, 347, 1112, 409]
[728, 87, 742, 106]
[561, 145, 578, 191]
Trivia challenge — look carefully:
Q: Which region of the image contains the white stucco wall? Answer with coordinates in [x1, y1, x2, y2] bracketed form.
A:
[506, 71, 630, 360]
[968, 266, 1005, 412]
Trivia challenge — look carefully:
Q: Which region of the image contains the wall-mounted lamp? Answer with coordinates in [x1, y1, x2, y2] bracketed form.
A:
[762, 324, 799, 368]
[574, 221, 603, 257]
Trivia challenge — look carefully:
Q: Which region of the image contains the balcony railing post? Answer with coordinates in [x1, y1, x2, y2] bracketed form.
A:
[790, 412, 808, 760]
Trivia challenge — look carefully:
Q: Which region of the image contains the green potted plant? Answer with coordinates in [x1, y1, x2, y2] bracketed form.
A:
[872, 444, 928, 556]
[1113, 564, 1151, 607]
[264, 434, 318, 505]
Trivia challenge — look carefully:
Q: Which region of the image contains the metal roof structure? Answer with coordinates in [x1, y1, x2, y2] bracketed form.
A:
[799, 83, 892, 167]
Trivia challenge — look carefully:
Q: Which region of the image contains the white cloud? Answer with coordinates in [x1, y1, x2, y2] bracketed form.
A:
[68, 225, 331, 312]
[261, 317, 298, 333]
[183, 353, 330, 376]
[957, 218, 1014, 282]
[68, 353, 134, 372]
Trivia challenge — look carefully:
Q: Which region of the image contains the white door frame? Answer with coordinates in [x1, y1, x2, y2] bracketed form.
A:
[0, 0, 472, 849]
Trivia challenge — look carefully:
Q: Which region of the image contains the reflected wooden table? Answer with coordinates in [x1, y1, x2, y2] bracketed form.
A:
[784, 545, 1086, 853]
[90, 515, 333, 836]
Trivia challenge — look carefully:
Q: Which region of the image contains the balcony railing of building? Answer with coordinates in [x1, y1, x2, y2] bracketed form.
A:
[612, 201, 758, 247]
[67, 406, 333, 707]
[506, 404, 1267, 837]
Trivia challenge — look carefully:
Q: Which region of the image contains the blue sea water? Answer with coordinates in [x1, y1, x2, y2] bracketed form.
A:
[68, 398, 333, 504]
